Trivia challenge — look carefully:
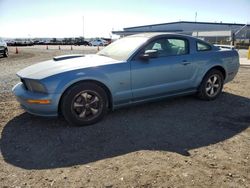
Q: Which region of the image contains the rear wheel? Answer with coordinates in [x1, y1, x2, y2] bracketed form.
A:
[198, 69, 224, 100]
[61, 83, 108, 126]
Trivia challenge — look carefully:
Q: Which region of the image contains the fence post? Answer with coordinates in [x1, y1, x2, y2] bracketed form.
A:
[247, 46, 250, 60]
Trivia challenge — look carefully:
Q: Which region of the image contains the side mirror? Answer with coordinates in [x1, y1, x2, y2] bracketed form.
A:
[140, 50, 158, 60]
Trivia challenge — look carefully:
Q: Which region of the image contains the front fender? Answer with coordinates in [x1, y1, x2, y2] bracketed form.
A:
[43, 68, 113, 96]
[42, 61, 131, 108]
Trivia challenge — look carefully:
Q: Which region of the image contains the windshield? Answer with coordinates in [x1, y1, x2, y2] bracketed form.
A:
[97, 36, 148, 61]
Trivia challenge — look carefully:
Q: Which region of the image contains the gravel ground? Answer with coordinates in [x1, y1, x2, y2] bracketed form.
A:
[237, 49, 248, 58]
[0, 46, 249, 187]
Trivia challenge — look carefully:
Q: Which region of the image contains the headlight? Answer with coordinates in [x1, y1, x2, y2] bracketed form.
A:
[22, 79, 47, 93]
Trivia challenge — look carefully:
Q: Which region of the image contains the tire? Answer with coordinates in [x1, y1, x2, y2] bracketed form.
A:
[197, 69, 224, 100]
[61, 82, 108, 126]
[3, 48, 8, 57]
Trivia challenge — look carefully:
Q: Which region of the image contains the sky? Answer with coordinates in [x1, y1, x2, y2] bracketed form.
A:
[0, 0, 250, 38]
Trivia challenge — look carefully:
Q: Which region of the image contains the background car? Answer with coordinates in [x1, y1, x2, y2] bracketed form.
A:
[89, 39, 109, 46]
[0, 38, 8, 57]
[12, 33, 239, 126]
[74, 40, 90, 46]
[6, 39, 34, 46]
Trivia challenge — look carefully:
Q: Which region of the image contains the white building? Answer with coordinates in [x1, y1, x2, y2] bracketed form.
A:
[113, 21, 250, 44]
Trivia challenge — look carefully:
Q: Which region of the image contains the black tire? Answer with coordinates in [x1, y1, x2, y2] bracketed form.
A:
[3, 48, 8, 57]
[197, 69, 224, 100]
[61, 82, 108, 126]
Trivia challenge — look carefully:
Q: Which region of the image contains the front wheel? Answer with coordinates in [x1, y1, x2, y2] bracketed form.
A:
[61, 83, 108, 126]
[3, 48, 8, 57]
[197, 69, 224, 100]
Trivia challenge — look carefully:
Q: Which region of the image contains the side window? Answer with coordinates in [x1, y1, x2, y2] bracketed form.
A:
[197, 41, 211, 51]
[144, 38, 189, 57]
[152, 43, 162, 50]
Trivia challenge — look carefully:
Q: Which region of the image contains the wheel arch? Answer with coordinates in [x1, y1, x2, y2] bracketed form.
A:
[202, 65, 226, 82]
[197, 66, 226, 100]
[198, 65, 226, 90]
[58, 79, 113, 114]
[209, 65, 226, 80]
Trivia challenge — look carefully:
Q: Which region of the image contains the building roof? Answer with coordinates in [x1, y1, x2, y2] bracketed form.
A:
[124, 21, 249, 30]
[112, 30, 183, 35]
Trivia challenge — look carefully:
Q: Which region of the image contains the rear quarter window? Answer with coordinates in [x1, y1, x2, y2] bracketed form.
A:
[197, 41, 212, 51]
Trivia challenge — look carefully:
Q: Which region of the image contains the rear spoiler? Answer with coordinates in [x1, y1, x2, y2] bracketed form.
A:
[214, 45, 236, 50]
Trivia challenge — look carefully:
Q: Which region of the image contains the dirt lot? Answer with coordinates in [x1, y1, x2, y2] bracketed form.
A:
[0, 46, 249, 187]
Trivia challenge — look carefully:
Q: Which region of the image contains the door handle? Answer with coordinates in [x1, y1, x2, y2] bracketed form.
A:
[181, 60, 191, 65]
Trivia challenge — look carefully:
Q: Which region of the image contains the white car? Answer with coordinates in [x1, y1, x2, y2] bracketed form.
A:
[0, 38, 8, 57]
[89, 39, 108, 46]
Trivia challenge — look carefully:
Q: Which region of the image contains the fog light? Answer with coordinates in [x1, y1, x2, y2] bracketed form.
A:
[27, 99, 51, 104]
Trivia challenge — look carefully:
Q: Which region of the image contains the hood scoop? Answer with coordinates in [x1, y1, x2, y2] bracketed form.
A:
[53, 54, 85, 61]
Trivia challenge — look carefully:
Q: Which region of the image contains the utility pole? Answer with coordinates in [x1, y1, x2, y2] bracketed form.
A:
[232, 33, 235, 46]
[83, 16, 84, 39]
[82, 16, 85, 51]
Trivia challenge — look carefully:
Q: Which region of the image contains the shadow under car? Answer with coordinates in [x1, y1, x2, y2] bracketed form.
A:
[0, 92, 249, 170]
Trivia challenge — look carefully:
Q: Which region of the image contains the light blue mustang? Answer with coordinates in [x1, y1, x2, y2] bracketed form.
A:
[12, 33, 239, 126]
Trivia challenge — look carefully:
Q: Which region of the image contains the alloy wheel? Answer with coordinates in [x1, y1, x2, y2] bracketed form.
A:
[205, 74, 221, 97]
[71, 91, 102, 121]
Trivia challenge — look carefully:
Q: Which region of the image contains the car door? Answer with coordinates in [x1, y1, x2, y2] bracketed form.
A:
[130, 37, 197, 100]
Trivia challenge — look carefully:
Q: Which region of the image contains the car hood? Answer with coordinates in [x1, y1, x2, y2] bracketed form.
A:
[17, 54, 121, 79]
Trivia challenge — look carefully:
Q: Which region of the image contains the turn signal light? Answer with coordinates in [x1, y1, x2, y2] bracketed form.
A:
[27, 99, 51, 104]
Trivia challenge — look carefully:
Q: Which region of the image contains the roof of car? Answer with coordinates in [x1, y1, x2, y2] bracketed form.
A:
[129, 32, 191, 38]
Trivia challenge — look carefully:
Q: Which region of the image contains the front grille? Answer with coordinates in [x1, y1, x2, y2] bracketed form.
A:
[20, 78, 28, 90]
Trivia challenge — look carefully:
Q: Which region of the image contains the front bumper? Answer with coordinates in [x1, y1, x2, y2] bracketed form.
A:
[0, 47, 6, 54]
[12, 82, 61, 117]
